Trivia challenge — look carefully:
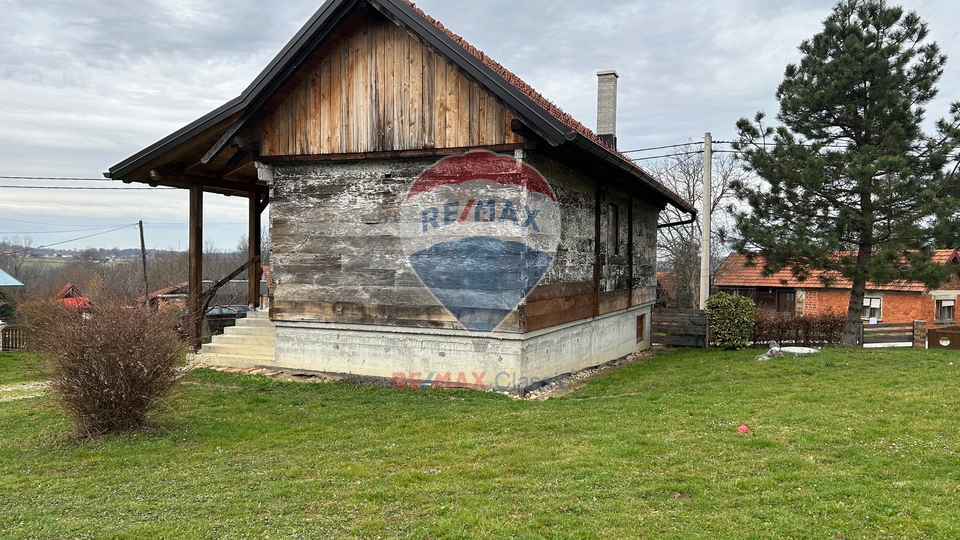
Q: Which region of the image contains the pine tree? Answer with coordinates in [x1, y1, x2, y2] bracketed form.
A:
[732, 0, 960, 346]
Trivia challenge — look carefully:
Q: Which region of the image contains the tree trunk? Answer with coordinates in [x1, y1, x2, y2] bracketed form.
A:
[840, 248, 871, 346]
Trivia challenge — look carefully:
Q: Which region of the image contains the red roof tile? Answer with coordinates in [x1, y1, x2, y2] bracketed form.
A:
[404, 1, 658, 176]
[714, 250, 960, 293]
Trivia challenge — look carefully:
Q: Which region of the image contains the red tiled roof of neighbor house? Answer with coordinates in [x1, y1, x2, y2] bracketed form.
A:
[714, 250, 960, 293]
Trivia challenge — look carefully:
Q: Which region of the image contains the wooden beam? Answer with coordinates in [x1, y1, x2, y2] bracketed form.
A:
[230, 137, 261, 154]
[224, 149, 249, 171]
[627, 194, 634, 307]
[149, 171, 269, 196]
[256, 194, 271, 215]
[188, 185, 203, 351]
[255, 142, 535, 164]
[248, 194, 262, 309]
[594, 182, 602, 317]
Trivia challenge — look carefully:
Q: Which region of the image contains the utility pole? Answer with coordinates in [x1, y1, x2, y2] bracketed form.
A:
[699, 132, 712, 310]
[139, 220, 149, 305]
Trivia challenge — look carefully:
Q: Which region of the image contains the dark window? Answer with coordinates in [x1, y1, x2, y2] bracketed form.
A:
[936, 299, 955, 324]
[777, 291, 796, 313]
[607, 204, 620, 255]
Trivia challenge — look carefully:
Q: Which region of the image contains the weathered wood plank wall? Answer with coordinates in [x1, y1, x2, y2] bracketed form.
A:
[257, 14, 521, 157]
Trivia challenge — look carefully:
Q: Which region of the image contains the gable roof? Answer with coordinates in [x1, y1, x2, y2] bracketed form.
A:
[106, 0, 695, 215]
[714, 250, 960, 293]
[0, 268, 23, 287]
[55, 282, 84, 300]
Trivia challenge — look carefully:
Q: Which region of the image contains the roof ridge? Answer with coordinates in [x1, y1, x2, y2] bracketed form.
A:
[402, 1, 652, 171]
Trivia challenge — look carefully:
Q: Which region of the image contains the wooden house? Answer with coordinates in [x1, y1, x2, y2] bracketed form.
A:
[107, 0, 695, 389]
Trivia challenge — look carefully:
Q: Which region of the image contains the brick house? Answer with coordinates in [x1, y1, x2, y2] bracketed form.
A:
[713, 250, 960, 327]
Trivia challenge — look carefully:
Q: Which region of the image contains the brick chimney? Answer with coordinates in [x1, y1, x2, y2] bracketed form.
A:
[596, 70, 619, 148]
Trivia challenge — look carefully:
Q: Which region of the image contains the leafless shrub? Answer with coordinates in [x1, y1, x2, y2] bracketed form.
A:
[20, 300, 186, 437]
[752, 310, 845, 347]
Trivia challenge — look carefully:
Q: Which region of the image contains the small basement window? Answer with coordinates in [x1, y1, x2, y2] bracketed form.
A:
[862, 297, 882, 321]
[936, 299, 955, 324]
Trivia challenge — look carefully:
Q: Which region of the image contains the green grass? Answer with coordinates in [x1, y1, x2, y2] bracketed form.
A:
[0, 351, 41, 385]
[2, 347, 960, 538]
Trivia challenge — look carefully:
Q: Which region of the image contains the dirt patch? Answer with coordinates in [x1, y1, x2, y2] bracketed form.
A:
[198, 350, 653, 399]
[0, 381, 48, 403]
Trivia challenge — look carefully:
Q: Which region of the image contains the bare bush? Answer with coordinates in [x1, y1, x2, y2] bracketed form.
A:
[21, 300, 186, 437]
[752, 310, 845, 347]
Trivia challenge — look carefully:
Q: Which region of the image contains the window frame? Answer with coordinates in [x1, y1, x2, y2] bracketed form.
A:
[862, 296, 882, 321]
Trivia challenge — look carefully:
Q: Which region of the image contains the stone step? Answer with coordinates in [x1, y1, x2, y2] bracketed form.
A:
[231, 317, 275, 327]
[221, 325, 277, 338]
[208, 334, 276, 348]
[201, 342, 276, 358]
[189, 353, 270, 369]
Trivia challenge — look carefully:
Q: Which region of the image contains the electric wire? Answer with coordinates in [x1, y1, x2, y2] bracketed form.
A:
[0, 185, 174, 190]
[35, 224, 139, 249]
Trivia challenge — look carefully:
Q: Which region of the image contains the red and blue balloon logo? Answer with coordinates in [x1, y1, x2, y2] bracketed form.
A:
[401, 151, 561, 332]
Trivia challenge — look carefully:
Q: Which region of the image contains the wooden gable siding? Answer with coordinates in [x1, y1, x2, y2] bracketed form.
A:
[257, 15, 522, 157]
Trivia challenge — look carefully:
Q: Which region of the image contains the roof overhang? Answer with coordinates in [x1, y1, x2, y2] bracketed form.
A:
[105, 0, 695, 215]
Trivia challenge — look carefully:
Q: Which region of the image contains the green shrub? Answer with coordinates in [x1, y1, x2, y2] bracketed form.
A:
[706, 292, 755, 349]
[20, 300, 185, 437]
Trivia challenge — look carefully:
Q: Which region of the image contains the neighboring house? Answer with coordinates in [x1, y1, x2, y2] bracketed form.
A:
[55, 282, 93, 311]
[714, 251, 960, 327]
[106, 0, 695, 388]
[140, 268, 272, 312]
[141, 281, 190, 312]
[0, 268, 24, 320]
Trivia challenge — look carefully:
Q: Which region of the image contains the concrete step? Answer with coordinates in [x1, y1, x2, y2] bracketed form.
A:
[222, 325, 276, 337]
[232, 317, 275, 327]
[203, 336, 277, 351]
[189, 353, 270, 369]
[193, 309, 277, 370]
[201, 342, 276, 357]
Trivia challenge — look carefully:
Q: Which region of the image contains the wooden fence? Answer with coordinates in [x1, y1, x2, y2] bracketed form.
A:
[0, 325, 26, 351]
[652, 308, 708, 348]
[859, 321, 920, 347]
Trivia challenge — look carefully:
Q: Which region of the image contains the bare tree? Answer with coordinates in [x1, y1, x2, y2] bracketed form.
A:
[0, 236, 36, 283]
[651, 142, 748, 308]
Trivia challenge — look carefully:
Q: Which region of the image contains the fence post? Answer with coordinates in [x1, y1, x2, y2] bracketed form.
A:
[913, 320, 927, 349]
[858, 321, 864, 347]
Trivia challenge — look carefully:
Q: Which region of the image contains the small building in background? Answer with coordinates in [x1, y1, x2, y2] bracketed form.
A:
[714, 250, 960, 327]
[55, 283, 93, 312]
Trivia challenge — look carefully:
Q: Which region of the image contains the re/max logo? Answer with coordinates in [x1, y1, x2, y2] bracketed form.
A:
[421, 200, 542, 232]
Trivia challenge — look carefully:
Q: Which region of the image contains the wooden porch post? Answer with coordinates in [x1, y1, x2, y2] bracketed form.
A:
[189, 185, 204, 350]
[248, 194, 262, 309]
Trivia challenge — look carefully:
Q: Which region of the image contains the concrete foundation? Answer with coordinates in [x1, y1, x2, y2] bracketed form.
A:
[274, 303, 653, 390]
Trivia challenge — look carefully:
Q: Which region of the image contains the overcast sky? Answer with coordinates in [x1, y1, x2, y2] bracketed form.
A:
[1, 0, 958, 251]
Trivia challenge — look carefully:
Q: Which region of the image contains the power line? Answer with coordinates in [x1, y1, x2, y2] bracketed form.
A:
[0, 185, 175, 190]
[631, 150, 705, 161]
[35, 224, 139, 249]
[621, 142, 705, 153]
[0, 176, 112, 181]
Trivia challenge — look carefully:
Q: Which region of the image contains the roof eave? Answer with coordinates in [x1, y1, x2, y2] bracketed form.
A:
[563, 132, 697, 214]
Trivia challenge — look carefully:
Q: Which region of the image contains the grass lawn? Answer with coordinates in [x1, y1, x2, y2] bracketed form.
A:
[2, 346, 960, 538]
[0, 351, 42, 385]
